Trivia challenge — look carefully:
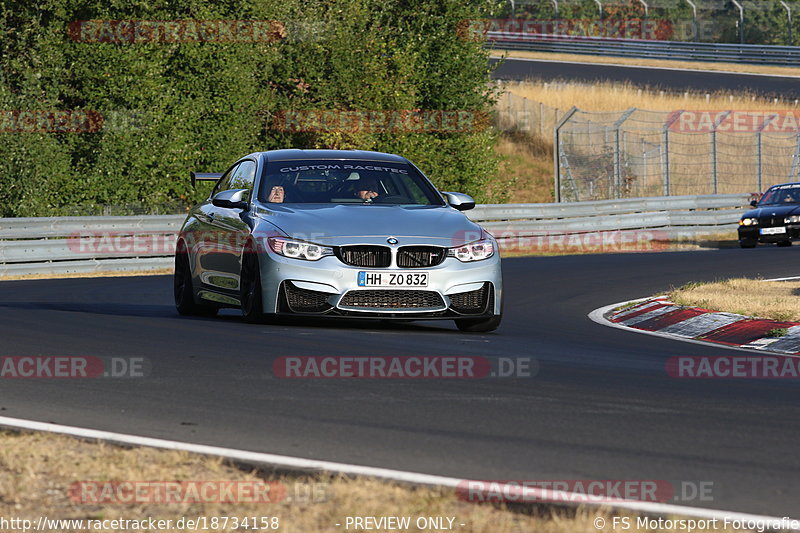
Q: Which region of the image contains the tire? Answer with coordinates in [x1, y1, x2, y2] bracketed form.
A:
[240, 245, 277, 324]
[174, 242, 218, 317]
[776, 240, 792, 247]
[739, 240, 757, 249]
[455, 313, 502, 333]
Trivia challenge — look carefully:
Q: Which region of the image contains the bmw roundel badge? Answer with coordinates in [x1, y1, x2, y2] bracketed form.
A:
[387, 237, 398, 245]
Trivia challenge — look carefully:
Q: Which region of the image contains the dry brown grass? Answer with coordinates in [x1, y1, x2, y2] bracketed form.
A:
[669, 278, 800, 322]
[503, 80, 799, 114]
[0, 268, 173, 282]
[494, 50, 800, 78]
[0, 429, 739, 533]
[496, 130, 555, 204]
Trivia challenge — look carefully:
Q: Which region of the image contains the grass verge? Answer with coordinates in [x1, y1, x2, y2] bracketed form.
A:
[668, 278, 800, 322]
[496, 130, 554, 204]
[0, 268, 173, 282]
[503, 79, 800, 113]
[0, 429, 741, 532]
[495, 50, 800, 79]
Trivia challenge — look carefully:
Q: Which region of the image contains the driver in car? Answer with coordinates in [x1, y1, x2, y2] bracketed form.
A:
[355, 178, 380, 201]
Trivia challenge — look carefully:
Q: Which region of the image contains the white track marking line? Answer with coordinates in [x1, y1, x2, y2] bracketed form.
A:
[0, 415, 795, 525]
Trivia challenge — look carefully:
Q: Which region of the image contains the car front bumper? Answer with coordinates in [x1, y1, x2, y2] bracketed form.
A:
[738, 224, 800, 243]
[257, 248, 502, 318]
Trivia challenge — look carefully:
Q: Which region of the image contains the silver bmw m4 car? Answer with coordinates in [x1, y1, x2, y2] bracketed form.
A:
[174, 149, 502, 332]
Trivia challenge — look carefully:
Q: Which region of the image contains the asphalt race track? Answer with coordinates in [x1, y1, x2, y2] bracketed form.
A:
[491, 57, 800, 98]
[1, 247, 799, 516]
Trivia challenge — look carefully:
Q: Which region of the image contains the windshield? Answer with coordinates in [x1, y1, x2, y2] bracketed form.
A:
[259, 159, 445, 205]
[759, 184, 800, 206]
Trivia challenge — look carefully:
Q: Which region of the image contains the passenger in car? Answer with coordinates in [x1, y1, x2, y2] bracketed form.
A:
[267, 185, 285, 203]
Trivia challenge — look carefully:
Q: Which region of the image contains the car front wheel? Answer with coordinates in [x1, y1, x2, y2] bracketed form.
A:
[240, 245, 278, 324]
[739, 240, 757, 248]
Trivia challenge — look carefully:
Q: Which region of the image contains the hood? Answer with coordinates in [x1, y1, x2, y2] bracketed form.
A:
[742, 204, 800, 219]
[253, 203, 484, 247]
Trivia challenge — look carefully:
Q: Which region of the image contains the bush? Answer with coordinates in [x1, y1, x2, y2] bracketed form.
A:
[0, 0, 504, 217]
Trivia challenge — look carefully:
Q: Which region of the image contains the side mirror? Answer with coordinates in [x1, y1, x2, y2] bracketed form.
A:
[212, 189, 249, 210]
[442, 192, 476, 211]
[750, 200, 758, 207]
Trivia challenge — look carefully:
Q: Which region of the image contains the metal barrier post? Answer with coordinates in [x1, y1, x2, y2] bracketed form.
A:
[755, 113, 777, 192]
[594, 0, 603, 20]
[732, 0, 745, 44]
[662, 110, 684, 196]
[685, 0, 698, 40]
[781, 1, 793, 45]
[539, 102, 545, 137]
[711, 111, 732, 194]
[554, 106, 578, 203]
[613, 108, 636, 199]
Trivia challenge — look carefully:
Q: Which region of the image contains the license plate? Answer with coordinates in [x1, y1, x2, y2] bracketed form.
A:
[760, 227, 787, 235]
[357, 271, 429, 287]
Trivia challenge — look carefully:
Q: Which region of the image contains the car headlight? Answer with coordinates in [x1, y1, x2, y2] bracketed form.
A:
[268, 237, 333, 261]
[739, 218, 759, 226]
[448, 238, 495, 262]
[785, 215, 800, 224]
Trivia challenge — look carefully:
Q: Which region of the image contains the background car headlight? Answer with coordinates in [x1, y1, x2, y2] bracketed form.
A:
[268, 237, 333, 261]
[739, 218, 759, 226]
[448, 239, 495, 262]
[785, 215, 800, 224]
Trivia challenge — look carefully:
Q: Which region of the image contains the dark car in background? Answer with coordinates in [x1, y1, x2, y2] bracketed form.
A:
[738, 182, 800, 248]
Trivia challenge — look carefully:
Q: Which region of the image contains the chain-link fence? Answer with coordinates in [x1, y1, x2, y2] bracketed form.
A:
[495, 90, 563, 138]
[495, 91, 800, 202]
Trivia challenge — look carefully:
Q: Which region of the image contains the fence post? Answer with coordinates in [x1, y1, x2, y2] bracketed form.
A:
[662, 110, 684, 196]
[711, 111, 732, 195]
[684, 0, 698, 40]
[711, 131, 717, 194]
[554, 106, 578, 203]
[539, 102, 545, 137]
[754, 113, 776, 192]
[732, 0, 745, 44]
[613, 108, 636, 199]
[524, 97, 530, 132]
[781, 1, 793, 45]
[791, 131, 800, 180]
[756, 130, 762, 193]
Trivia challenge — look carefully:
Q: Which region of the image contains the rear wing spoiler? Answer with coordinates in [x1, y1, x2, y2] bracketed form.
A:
[190, 171, 222, 188]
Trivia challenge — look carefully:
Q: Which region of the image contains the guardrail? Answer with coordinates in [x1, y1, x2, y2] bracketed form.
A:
[489, 33, 800, 66]
[0, 215, 185, 277]
[0, 193, 750, 278]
